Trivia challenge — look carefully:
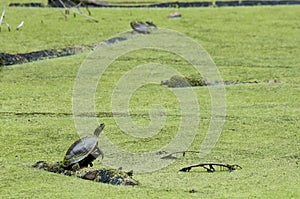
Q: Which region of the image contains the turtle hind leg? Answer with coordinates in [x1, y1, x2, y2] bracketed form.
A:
[79, 154, 96, 168]
[71, 163, 80, 171]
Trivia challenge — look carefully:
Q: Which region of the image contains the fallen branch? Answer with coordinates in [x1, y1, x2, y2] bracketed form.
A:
[58, 0, 69, 16]
[71, 7, 98, 22]
[66, 0, 92, 16]
[179, 163, 242, 173]
[58, 0, 98, 22]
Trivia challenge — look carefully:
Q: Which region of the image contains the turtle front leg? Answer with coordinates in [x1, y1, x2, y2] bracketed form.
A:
[92, 147, 104, 160]
[98, 148, 104, 160]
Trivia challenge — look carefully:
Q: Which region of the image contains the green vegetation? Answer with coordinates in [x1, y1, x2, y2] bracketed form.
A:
[0, 4, 300, 199]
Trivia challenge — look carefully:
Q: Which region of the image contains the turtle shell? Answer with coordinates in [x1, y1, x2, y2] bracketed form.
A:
[63, 135, 100, 168]
[130, 22, 150, 34]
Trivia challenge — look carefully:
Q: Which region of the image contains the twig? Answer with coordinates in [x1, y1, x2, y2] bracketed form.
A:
[58, 0, 70, 17]
[71, 8, 98, 22]
[16, 21, 24, 31]
[0, 7, 6, 32]
[5, 21, 10, 32]
[60, 10, 68, 21]
[70, 0, 92, 16]
[58, 0, 68, 10]
[58, 0, 97, 22]
[65, 0, 81, 18]
[66, 0, 77, 7]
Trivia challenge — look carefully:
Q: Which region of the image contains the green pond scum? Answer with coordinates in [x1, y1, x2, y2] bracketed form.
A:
[0, 1, 299, 198]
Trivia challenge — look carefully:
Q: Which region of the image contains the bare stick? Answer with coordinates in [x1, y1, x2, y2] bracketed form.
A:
[58, 0, 70, 17]
[60, 0, 97, 22]
[65, 0, 79, 17]
[16, 21, 24, 31]
[71, 8, 98, 23]
[5, 21, 10, 32]
[58, 0, 68, 9]
[0, 7, 6, 32]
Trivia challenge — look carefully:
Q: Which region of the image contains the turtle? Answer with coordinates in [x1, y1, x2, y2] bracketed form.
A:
[62, 123, 105, 170]
[130, 21, 150, 34]
[130, 20, 157, 34]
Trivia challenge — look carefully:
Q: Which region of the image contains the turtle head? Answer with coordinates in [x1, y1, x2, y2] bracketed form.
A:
[94, 123, 105, 137]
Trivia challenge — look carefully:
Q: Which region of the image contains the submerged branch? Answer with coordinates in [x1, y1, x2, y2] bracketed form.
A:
[179, 163, 242, 172]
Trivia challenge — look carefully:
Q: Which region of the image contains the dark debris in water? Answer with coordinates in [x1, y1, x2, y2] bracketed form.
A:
[9, 2, 45, 7]
[179, 163, 242, 173]
[0, 35, 127, 66]
[32, 161, 138, 186]
[104, 37, 127, 45]
[189, 189, 198, 193]
[161, 75, 280, 87]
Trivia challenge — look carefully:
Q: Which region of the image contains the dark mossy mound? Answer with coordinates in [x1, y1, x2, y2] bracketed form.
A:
[32, 161, 138, 186]
[161, 75, 206, 88]
[0, 36, 127, 66]
[9, 3, 45, 7]
[0, 46, 90, 66]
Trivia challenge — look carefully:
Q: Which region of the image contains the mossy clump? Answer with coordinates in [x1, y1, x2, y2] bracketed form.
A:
[161, 75, 206, 88]
[186, 77, 207, 87]
[161, 75, 277, 88]
[168, 75, 191, 87]
[32, 161, 138, 186]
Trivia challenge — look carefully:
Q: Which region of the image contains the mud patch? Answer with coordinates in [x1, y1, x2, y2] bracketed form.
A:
[32, 161, 138, 186]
